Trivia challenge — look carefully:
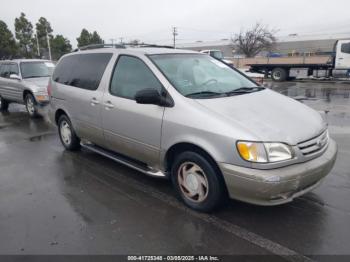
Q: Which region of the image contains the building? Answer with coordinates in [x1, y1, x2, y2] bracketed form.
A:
[178, 33, 350, 58]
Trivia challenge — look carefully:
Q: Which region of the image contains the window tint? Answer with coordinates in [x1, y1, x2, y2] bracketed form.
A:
[110, 55, 162, 99]
[341, 43, 350, 54]
[0, 64, 9, 78]
[8, 64, 19, 76]
[53, 53, 112, 90]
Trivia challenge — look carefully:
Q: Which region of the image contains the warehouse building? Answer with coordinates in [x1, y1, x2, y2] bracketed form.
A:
[178, 33, 350, 58]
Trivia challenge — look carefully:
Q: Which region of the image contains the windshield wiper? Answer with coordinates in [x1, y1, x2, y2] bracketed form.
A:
[185, 91, 226, 98]
[225, 86, 264, 96]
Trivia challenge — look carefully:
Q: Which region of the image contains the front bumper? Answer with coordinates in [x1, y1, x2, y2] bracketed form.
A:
[219, 139, 337, 205]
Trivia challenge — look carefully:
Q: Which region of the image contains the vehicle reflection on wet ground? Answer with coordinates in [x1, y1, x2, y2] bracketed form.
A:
[0, 81, 349, 259]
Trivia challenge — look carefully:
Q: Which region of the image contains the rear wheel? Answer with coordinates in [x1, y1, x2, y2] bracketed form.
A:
[0, 96, 9, 111]
[25, 93, 39, 118]
[271, 67, 287, 82]
[58, 114, 81, 151]
[171, 151, 226, 212]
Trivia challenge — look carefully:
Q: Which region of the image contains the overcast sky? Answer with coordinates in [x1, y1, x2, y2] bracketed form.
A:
[1, 0, 350, 47]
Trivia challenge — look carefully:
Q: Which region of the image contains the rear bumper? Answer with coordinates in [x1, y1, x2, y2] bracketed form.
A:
[219, 139, 337, 206]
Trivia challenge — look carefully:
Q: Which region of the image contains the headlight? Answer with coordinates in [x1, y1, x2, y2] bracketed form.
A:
[237, 141, 293, 163]
[35, 93, 49, 102]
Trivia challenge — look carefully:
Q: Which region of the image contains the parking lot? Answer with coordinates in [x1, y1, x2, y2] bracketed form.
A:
[0, 81, 349, 260]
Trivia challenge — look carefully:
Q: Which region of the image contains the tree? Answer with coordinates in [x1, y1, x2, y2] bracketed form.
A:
[232, 23, 277, 58]
[14, 12, 34, 58]
[76, 29, 91, 47]
[35, 17, 53, 50]
[0, 20, 18, 59]
[77, 29, 104, 47]
[51, 35, 72, 60]
[90, 31, 103, 45]
[129, 39, 141, 45]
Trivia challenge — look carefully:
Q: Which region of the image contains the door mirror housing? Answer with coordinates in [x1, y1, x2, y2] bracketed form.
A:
[9, 74, 21, 80]
[135, 88, 173, 107]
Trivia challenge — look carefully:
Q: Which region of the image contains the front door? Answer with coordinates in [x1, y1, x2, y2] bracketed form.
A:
[335, 40, 350, 69]
[0, 64, 20, 101]
[102, 54, 165, 168]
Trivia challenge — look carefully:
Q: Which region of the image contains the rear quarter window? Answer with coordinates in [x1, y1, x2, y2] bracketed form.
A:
[53, 53, 113, 90]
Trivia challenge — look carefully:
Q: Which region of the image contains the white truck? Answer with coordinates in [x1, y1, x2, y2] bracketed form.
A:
[200, 50, 234, 66]
[247, 40, 350, 81]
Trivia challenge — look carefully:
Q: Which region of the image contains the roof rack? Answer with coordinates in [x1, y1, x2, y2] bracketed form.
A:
[74, 43, 174, 52]
[128, 43, 174, 49]
[74, 43, 126, 52]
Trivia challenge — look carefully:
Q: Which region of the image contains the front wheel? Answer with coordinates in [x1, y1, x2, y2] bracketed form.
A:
[25, 93, 39, 118]
[171, 151, 226, 212]
[0, 96, 9, 111]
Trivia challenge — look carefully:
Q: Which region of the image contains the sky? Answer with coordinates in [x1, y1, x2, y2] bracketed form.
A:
[1, 0, 350, 48]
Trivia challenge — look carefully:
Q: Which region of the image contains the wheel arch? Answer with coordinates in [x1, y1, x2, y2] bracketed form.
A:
[164, 142, 229, 196]
[23, 89, 34, 101]
[54, 108, 68, 125]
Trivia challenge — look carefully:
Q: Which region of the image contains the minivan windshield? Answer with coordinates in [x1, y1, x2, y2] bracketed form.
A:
[149, 54, 260, 98]
[20, 61, 55, 79]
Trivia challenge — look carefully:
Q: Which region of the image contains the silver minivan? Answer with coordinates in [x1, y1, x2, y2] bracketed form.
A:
[49, 46, 337, 212]
[0, 59, 54, 117]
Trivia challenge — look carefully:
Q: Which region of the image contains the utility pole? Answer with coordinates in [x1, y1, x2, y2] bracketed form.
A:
[46, 29, 52, 61]
[172, 27, 178, 48]
[35, 33, 40, 57]
[110, 38, 116, 46]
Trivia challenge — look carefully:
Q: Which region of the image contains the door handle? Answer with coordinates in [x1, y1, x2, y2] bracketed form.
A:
[90, 97, 100, 106]
[104, 101, 115, 110]
[338, 58, 344, 60]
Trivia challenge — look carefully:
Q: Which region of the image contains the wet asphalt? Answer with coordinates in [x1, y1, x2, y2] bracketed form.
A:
[0, 81, 349, 260]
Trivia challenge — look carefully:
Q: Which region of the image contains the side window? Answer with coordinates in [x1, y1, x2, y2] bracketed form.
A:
[53, 55, 75, 85]
[53, 53, 113, 90]
[0, 64, 9, 78]
[110, 55, 162, 99]
[341, 43, 350, 54]
[8, 64, 19, 76]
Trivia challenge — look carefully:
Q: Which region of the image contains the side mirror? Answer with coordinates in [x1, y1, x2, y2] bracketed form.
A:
[9, 74, 21, 80]
[135, 88, 173, 107]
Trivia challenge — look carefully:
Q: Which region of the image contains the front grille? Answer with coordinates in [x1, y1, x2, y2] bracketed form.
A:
[298, 130, 329, 156]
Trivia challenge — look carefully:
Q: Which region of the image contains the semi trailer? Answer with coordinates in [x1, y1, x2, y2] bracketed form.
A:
[247, 39, 350, 81]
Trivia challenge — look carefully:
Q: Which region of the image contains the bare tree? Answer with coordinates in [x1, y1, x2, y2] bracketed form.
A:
[233, 23, 277, 58]
[129, 39, 141, 45]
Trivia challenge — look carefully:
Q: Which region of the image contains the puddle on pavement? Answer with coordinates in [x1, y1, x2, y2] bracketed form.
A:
[266, 82, 350, 132]
[28, 132, 56, 142]
[267, 82, 350, 101]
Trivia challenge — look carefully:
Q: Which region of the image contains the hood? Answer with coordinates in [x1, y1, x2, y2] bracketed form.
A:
[23, 77, 50, 92]
[194, 89, 326, 145]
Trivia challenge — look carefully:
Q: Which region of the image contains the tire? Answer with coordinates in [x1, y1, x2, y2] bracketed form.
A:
[0, 96, 9, 111]
[171, 151, 226, 212]
[25, 93, 39, 118]
[271, 67, 287, 82]
[58, 114, 81, 151]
